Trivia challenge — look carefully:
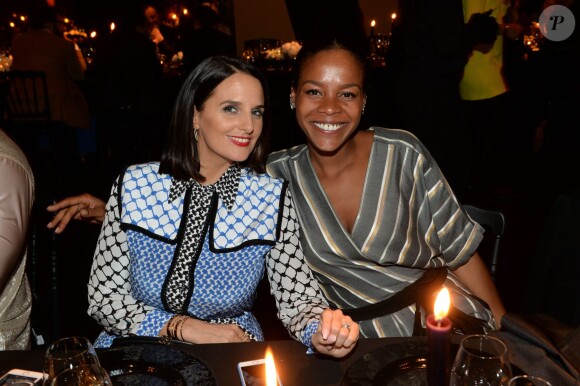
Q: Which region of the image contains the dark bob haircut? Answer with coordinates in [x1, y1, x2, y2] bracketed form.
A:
[159, 56, 271, 181]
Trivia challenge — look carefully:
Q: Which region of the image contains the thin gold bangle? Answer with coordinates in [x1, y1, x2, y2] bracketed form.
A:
[176, 316, 189, 341]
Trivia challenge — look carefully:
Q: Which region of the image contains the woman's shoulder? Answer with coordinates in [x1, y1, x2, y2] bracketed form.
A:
[124, 161, 161, 174]
[122, 162, 169, 185]
[241, 167, 285, 187]
[239, 168, 287, 202]
[267, 144, 308, 164]
[370, 127, 429, 155]
[266, 144, 308, 179]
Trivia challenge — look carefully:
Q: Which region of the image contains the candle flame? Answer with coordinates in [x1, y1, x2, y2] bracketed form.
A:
[391, 13, 397, 20]
[110, 22, 115, 32]
[434, 287, 450, 321]
[265, 348, 278, 386]
[371, 20, 376, 27]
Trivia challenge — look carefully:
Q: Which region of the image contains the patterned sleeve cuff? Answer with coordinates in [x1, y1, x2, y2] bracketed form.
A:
[134, 309, 173, 337]
[301, 320, 320, 350]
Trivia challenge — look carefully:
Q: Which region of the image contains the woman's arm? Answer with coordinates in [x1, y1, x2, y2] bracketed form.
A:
[0, 156, 33, 293]
[267, 188, 358, 357]
[87, 176, 158, 336]
[452, 252, 506, 327]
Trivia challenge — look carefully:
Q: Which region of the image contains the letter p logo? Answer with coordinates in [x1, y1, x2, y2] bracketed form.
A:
[540, 5, 575, 41]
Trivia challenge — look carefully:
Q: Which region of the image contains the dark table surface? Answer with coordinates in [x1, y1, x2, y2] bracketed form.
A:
[0, 336, 438, 385]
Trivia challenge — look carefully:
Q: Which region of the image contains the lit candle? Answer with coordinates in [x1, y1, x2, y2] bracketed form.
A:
[427, 287, 452, 386]
[265, 348, 279, 386]
[370, 20, 376, 37]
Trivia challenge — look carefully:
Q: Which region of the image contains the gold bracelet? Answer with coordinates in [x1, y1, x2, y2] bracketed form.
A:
[166, 315, 179, 339]
[167, 315, 189, 340]
[176, 316, 189, 341]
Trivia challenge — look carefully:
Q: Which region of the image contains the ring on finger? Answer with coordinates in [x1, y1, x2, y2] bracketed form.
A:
[342, 323, 351, 330]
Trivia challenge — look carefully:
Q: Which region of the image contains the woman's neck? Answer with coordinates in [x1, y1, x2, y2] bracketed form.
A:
[199, 162, 232, 185]
[309, 130, 370, 178]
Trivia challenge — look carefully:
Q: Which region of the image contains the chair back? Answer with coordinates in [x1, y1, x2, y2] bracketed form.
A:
[0, 70, 75, 199]
[1, 70, 51, 122]
[463, 204, 506, 281]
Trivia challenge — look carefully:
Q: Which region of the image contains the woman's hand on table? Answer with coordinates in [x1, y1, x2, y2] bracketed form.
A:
[47, 193, 106, 233]
[311, 309, 359, 358]
[175, 318, 252, 344]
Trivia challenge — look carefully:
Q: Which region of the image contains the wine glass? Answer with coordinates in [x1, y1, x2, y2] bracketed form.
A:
[450, 334, 512, 385]
[507, 375, 553, 385]
[50, 364, 112, 386]
[43, 337, 103, 385]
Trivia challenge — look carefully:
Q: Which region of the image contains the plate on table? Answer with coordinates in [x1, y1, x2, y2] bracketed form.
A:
[341, 339, 454, 386]
[98, 343, 217, 386]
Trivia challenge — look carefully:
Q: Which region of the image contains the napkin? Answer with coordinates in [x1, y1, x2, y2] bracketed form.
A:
[491, 312, 579, 386]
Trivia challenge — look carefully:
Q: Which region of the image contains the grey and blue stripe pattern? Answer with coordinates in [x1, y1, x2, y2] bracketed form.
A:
[267, 127, 495, 338]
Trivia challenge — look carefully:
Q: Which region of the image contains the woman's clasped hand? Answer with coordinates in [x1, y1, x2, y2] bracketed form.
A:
[312, 309, 359, 357]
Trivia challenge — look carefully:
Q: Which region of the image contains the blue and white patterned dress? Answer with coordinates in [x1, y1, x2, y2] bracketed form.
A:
[88, 162, 327, 348]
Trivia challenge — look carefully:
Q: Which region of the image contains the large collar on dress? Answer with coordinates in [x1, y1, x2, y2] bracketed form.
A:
[168, 164, 240, 211]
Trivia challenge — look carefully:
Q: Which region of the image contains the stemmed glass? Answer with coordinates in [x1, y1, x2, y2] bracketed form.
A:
[43, 336, 107, 385]
[450, 334, 512, 385]
[49, 364, 111, 386]
[507, 375, 553, 385]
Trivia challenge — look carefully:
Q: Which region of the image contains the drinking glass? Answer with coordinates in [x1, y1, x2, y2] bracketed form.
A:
[50, 364, 112, 386]
[507, 375, 553, 386]
[43, 337, 102, 385]
[450, 334, 512, 385]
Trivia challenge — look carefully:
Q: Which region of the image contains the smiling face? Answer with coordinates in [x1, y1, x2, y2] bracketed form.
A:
[291, 48, 366, 156]
[194, 72, 265, 179]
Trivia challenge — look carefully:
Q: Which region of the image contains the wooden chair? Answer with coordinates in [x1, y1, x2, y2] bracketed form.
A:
[1, 70, 52, 122]
[463, 204, 506, 282]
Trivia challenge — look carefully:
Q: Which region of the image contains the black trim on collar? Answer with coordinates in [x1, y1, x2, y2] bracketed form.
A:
[120, 223, 178, 244]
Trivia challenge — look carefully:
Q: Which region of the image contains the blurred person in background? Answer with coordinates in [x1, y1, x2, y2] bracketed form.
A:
[91, 2, 164, 175]
[181, 1, 236, 73]
[139, 3, 178, 59]
[10, 5, 90, 131]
